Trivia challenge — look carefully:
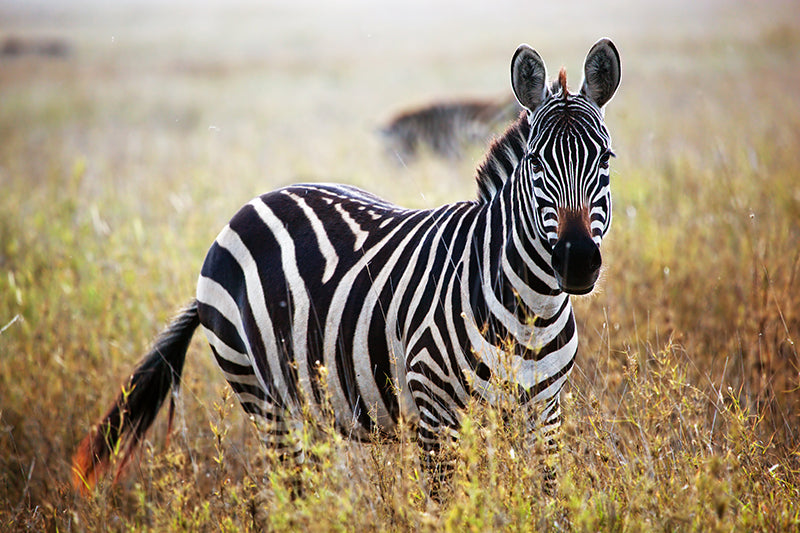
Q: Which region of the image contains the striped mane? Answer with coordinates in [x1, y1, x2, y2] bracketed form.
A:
[475, 111, 530, 203]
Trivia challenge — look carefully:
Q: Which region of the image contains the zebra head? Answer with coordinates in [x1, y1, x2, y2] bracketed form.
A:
[511, 39, 621, 295]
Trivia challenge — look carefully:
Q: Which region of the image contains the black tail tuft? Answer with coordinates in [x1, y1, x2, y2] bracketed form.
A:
[72, 300, 200, 493]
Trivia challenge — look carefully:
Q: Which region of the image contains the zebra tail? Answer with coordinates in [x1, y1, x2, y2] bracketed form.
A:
[72, 299, 200, 494]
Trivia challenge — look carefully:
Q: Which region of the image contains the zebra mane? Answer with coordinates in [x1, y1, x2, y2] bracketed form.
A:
[475, 111, 530, 203]
[557, 67, 568, 98]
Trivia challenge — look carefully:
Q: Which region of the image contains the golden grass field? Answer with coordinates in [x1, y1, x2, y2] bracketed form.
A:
[2, 0, 800, 530]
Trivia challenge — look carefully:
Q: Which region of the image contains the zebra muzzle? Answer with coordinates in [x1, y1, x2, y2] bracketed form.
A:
[551, 223, 602, 295]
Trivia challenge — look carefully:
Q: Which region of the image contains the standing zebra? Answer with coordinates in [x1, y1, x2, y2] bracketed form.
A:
[73, 39, 621, 493]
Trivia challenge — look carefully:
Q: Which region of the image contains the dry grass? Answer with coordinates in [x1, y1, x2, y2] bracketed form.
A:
[2, 0, 799, 530]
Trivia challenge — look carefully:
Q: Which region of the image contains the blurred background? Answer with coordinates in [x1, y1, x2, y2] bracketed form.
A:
[2, 0, 799, 529]
[5, 0, 796, 200]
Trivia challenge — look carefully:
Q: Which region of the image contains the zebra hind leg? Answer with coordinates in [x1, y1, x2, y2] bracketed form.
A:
[231, 397, 308, 499]
[421, 444, 457, 502]
[416, 421, 461, 503]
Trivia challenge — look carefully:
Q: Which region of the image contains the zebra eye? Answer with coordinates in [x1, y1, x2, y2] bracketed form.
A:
[528, 155, 543, 173]
[599, 151, 615, 169]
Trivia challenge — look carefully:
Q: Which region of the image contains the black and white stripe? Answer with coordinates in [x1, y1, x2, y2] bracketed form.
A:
[73, 39, 621, 491]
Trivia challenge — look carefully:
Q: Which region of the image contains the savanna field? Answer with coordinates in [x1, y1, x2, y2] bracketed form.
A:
[2, 0, 800, 530]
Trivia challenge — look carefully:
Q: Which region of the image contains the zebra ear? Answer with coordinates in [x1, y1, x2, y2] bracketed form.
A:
[511, 44, 548, 112]
[580, 38, 621, 109]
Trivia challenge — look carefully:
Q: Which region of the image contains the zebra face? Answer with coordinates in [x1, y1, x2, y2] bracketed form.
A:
[511, 39, 620, 295]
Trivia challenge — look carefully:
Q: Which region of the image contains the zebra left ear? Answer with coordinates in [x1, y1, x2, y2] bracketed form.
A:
[511, 44, 548, 112]
[580, 38, 621, 109]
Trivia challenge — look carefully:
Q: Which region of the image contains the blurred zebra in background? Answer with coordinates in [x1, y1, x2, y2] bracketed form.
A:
[380, 96, 522, 161]
[73, 39, 621, 495]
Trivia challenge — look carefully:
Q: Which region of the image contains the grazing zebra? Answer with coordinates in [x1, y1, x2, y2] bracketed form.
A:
[72, 39, 621, 493]
[380, 95, 522, 161]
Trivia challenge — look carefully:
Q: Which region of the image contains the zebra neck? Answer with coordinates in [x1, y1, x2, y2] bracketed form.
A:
[475, 112, 530, 204]
[495, 164, 566, 322]
[470, 111, 566, 321]
[462, 186, 571, 392]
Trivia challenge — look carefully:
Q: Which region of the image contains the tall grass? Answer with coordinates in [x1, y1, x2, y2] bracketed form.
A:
[1, 0, 799, 530]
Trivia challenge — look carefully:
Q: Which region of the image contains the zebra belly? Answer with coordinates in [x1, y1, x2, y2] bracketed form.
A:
[196, 185, 423, 442]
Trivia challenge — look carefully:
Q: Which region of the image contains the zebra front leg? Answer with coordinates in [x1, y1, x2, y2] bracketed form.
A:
[407, 369, 462, 501]
[527, 393, 563, 495]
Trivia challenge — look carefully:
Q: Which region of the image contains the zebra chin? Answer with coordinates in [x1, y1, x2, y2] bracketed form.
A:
[554, 273, 599, 295]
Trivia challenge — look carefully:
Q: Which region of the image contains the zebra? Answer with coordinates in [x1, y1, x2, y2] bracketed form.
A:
[72, 39, 621, 494]
[380, 95, 522, 161]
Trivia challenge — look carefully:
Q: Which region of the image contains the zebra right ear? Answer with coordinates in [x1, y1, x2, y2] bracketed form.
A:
[511, 44, 548, 112]
[580, 38, 621, 109]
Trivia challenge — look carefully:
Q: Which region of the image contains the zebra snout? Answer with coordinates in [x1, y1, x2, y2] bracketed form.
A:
[551, 234, 602, 295]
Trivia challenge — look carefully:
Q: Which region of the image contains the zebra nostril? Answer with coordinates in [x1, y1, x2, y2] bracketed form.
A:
[591, 248, 602, 272]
